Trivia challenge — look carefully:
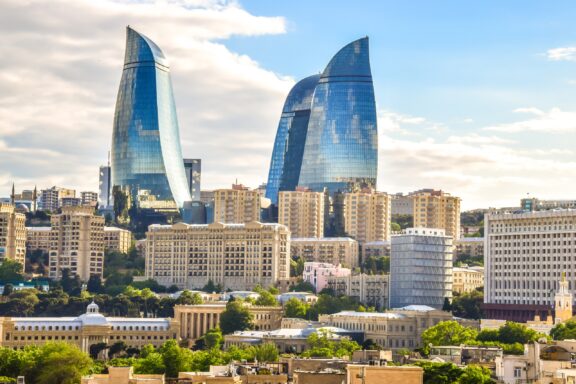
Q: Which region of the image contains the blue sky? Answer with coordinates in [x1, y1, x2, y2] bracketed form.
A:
[2, 0, 576, 209]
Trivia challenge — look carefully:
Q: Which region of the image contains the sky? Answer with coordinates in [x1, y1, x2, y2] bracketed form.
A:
[1, 0, 576, 210]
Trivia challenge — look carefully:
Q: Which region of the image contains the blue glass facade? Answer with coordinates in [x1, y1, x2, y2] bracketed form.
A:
[265, 75, 320, 205]
[298, 37, 378, 194]
[111, 27, 191, 208]
[265, 38, 378, 203]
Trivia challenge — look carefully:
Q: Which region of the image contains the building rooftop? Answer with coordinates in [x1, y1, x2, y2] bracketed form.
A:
[292, 237, 357, 242]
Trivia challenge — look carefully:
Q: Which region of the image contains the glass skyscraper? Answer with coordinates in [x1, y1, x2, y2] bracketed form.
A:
[111, 26, 191, 208]
[265, 37, 378, 203]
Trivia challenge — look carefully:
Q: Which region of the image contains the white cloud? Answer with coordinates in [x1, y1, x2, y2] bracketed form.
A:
[547, 46, 576, 61]
[0, 0, 292, 195]
[483, 107, 576, 133]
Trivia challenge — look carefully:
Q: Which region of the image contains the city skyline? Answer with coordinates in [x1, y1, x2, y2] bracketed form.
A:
[2, 0, 576, 210]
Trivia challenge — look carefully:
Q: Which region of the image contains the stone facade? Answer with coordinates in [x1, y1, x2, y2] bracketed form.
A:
[0, 203, 26, 268]
[343, 190, 391, 244]
[291, 237, 359, 268]
[453, 266, 484, 294]
[104, 227, 132, 254]
[326, 273, 389, 310]
[213, 185, 260, 224]
[278, 190, 324, 238]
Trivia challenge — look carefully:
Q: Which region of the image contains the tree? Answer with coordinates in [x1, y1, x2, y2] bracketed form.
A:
[391, 222, 401, 232]
[113, 186, 129, 224]
[60, 269, 82, 296]
[219, 300, 253, 334]
[255, 291, 279, 306]
[452, 290, 483, 319]
[203, 327, 223, 349]
[290, 257, 305, 277]
[253, 343, 279, 362]
[176, 290, 203, 305]
[551, 320, 576, 340]
[89, 342, 108, 360]
[108, 341, 127, 358]
[459, 365, 493, 384]
[415, 361, 464, 384]
[0, 260, 23, 281]
[478, 321, 541, 344]
[290, 280, 315, 293]
[2, 284, 13, 297]
[87, 275, 103, 294]
[201, 280, 222, 293]
[160, 340, 193, 378]
[442, 297, 452, 311]
[421, 321, 478, 354]
[302, 330, 360, 358]
[284, 298, 308, 319]
[33, 342, 93, 384]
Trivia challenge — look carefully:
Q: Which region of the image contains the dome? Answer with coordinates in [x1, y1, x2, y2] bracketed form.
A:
[86, 301, 99, 314]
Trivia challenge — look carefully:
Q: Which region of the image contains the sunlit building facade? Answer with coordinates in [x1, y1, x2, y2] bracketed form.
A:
[111, 26, 191, 209]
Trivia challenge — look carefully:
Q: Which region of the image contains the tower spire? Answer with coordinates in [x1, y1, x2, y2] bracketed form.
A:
[10, 183, 15, 205]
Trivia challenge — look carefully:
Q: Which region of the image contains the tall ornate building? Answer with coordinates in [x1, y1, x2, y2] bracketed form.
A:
[0, 203, 26, 268]
[213, 184, 260, 224]
[266, 38, 378, 203]
[111, 27, 191, 209]
[343, 190, 391, 245]
[48, 206, 105, 281]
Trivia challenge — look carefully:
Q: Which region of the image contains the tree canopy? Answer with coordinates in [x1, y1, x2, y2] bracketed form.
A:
[219, 300, 253, 334]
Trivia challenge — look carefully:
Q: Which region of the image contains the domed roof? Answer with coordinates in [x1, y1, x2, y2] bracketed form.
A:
[77, 301, 107, 326]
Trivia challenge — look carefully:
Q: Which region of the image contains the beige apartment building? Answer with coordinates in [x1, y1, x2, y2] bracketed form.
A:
[146, 221, 290, 291]
[453, 266, 484, 294]
[0, 203, 26, 268]
[278, 189, 324, 238]
[343, 190, 391, 244]
[26, 226, 51, 253]
[484, 209, 576, 322]
[454, 237, 484, 259]
[104, 227, 132, 254]
[326, 273, 389, 310]
[213, 184, 260, 224]
[290, 237, 359, 268]
[174, 303, 283, 342]
[49, 206, 105, 281]
[411, 189, 461, 239]
[319, 305, 478, 350]
[0, 302, 179, 354]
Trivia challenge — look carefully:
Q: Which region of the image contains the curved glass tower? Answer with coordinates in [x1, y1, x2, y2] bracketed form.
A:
[298, 37, 378, 194]
[111, 26, 191, 208]
[265, 75, 320, 205]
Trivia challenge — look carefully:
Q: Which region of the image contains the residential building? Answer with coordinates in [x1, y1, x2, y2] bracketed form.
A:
[174, 303, 283, 342]
[452, 266, 484, 294]
[145, 221, 290, 290]
[98, 165, 112, 209]
[302, 262, 351, 293]
[61, 197, 81, 207]
[0, 302, 178, 353]
[26, 226, 51, 253]
[82, 367, 164, 384]
[521, 197, 576, 212]
[319, 305, 478, 350]
[0, 203, 26, 268]
[390, 193, 414, 216]
[343, 190, 391, 244]
[266, 38, 378, 202]
[410, 189, 461, 239]
[104, 227, 132, 254]
[213, 185, 260, 224]
[454, 237, 484, 260]
[183, 159, 201, 201]
[277, 292, 318, 305]
[362, 241, 391, 258]
[389, 228, 453, 309]
[39, 186, 76, 212]
[291, 237, 359, 268]
[346, 365, 423, 384]
[278, 189, 324, 238]
[483, 209, 576, 321]
[81, 192, 98, 207]
[326, 273, 389, 310]
[48, 206, 105, 281]
[111, 27, 191, 209]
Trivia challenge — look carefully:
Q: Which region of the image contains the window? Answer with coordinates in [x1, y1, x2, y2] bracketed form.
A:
[514, 367, 522, 378]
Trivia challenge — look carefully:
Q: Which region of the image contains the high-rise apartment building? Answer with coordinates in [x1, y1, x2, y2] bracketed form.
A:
[26, 227, 51, 253]
[326, 273, 389, 310]
[389, 228, 453, 309]
[49, 206, 105, 281]
[81, 191, 98, 207]
[145, 221, 290, 290]
[411, 189, 461, 239]
[111, 27, 191, 209]
[266, 38, 378, 203]
[278, 189, 324, 238]
[98, 165, 111, 209]
[213, 184, 260, 224]
[39, 186, 76, 212]
[183, 159, 201, 202]
[0, 203, 26, 268]
[343, 190, 391, 245]
[290, 237, 359, 268]
[484, 210, 576, 322]
[103, 227, 132, 254]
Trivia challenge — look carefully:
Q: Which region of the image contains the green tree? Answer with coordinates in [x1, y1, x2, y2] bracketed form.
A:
[112, 186, 129, 224]
[204, 328, 223, 350]
[495, 321, 540, 344]
[284, 297, 308, 318]
[2, 284, 13, 296]
[253, 343, 279, 362]
[0, 260, 24, 281]
[459, 365, 493, 384]
[87, 274, 103, 294]
[108, 341, 127, 358]
[442, 297, 452, 311]
[391, 222, 401, 232]
[551, 320, 576, 340]
[421, 321, 478, 354]
[415, 361, 464, 384]
[160, 340, 192, 378]
[176, 290, 203, 305]
[219, 300, 253, 334]
[291, 280, 315, 293]
[89, 342, 108, 360]
[33, 342, 93, 384]
[452, 290, 483, 319]
[255, 291, 279, 306]
[201, 280, 223, 293]
[290, 257, 305, 277]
